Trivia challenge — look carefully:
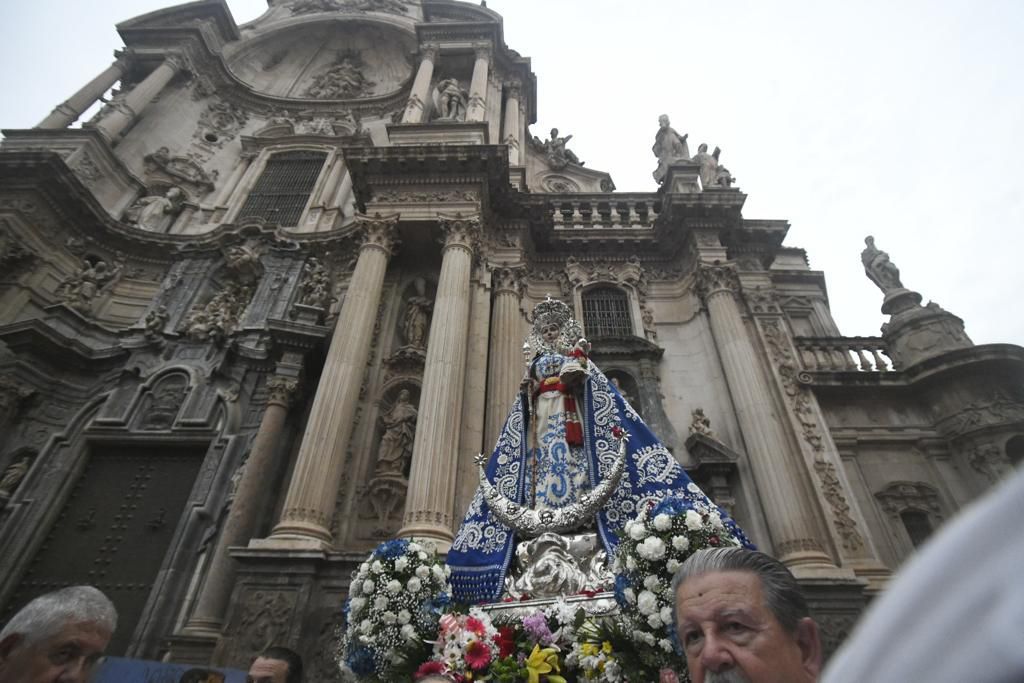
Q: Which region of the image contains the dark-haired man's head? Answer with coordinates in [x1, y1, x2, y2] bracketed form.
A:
[247, 646, 302, 683]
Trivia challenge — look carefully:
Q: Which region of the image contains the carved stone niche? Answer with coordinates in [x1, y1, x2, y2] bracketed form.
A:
[137, 373, 190, 431]
[684, 431, 741, 517]
[356, 383, 421, 539]
[384, 278, 436, 379]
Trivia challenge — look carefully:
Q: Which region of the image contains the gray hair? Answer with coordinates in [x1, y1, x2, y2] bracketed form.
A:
[671, 548, 809, 635]
[0, 586, 117, 646]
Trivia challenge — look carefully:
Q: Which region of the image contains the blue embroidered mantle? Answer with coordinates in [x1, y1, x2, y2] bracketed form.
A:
[447, 362, 750, 603]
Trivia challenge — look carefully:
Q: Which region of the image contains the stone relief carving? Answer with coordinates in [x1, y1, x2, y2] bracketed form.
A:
[373, 389, 417, 478]
[372, 189, 478, 204]
[694, 263, 740, 303]
[0, 454, 33, 505]
[144, 147, 217, 195]
[689, 408, 715, 438]
[540, 175, 581, 193]
[933, 390, 1024, 438]
[874, 481, 943, 520]
[57, 256, 121, 314]
[124, 187, 185, 232]
[401, 279, 433, 350]
[182, 282, 253, 344]
[194, 100, 249, 149]
[759, 316, 866, 553]
[295, 257, 334, 310]
[222, 242, 265, 284]
[72, 152, 102, 185]
[236, 590, 295, 661]
[0, 377, 35, 425]
[966, 443, 1012, 484]
[531, 128, 583, 170]
[141, 375, 189, 430]
[304, 52, 375, 99]
[640, 303, 657, 341]
[142, 305, 169, 340]
[0, 229, 34, 273]
[652, 113, 690, 184]
[433, 77, 468, 121]
[861, 235, 903, 294]
[290, 0, 411, 15]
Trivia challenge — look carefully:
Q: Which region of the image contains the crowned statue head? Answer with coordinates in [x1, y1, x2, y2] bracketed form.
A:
[524, 296, 584, 357]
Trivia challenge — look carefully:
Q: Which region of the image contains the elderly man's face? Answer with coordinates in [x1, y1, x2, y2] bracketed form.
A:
[0, 620, 111, 683]
[674, 571, 820, 683]
[246, 657, 289, 683]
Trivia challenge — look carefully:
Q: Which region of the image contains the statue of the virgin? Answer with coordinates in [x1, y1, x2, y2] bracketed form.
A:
[447, 297, 749, 603]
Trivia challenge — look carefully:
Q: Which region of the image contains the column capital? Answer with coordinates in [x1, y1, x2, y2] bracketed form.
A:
[473, 42, 493, 60]
[492, 265, 526, 297]
[695, 262, 740, 303]
[164, 52, 191, 75]
[112, 47, 135, 72]
[354, 213, 401, 256]
[505, 80, 522, 99]
[438, 213, 481, 255]
[265, 376, 299, 407]
[419, 43, 440, 62]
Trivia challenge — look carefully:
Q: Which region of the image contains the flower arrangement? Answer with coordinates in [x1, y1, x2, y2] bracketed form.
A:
[339, 539, 452, 681]
[610, 491, 741, 677]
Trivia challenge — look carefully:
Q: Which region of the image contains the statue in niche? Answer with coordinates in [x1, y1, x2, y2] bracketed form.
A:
[184, 283, 252, 344]
[297, 257, 333, 309]
[304, 53, 375, 99]
[652, 113, 690, 184]
[434, 78, 468, 121]
[58, 257, 120, 313]
[142, 305, 169, 339]
[448, 296, 751, 603]
[373, 389, 418, 478]
[861, 235, 904, 293]
[689, 408, 715, 438]
[0, 455, 32, 503]
[401, 279, 433, 349]
[533, 128, 583, 170]
[126, 186, 184, 232]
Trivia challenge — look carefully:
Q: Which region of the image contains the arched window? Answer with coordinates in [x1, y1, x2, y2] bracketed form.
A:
[237, 150, 327, 226]
[582, 286, 632, 337]
[899, 509, 933, 548]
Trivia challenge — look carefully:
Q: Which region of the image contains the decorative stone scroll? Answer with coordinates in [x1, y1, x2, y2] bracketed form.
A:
[304, 52, 375, 100]
[194, 100, 249, 150]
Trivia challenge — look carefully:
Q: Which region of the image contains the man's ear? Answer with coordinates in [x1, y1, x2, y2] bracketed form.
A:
[795, 617, 823, 678]
[0, 633, 24, 662]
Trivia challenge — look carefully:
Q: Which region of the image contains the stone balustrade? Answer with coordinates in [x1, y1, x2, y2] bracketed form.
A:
[548, 195, 659, 230]
[795, 336, 894, 372]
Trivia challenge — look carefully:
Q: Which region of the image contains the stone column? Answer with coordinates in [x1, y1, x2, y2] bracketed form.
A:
[400, 214, 481, 545]
[466, 44, 491, 122]
[267, 214, 399, 546]
[696, 264, 839, 575]
[95, 54, 187, 142]
[485, 266, 525, 451]
[38, 50, 132, 129]
[502, 81, 522, 165]
[184, 375, 298, 634]
[402, 44, 439, 124]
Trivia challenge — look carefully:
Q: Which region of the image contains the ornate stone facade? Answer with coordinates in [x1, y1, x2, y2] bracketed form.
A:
[0, 0, 1021, 678]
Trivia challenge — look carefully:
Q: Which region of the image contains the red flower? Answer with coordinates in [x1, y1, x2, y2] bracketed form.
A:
[414, 661, 447, 679]
[466, 615, 487, 636]
[519, 594, 532, 602]
[612, 426, 624, 438]
[502, 597, 516, 603]
[494, 626, 517, 658]
[465, 640, 493, 671]
[709, 535, 720, 546]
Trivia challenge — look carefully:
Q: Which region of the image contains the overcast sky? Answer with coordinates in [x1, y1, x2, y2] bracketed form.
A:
[2, 0, 1022, 347]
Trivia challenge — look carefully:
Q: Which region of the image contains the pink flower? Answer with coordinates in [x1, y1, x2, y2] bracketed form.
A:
[415, 661, 448, 679]
[465, 640, 492, 671]
[465, 615, 487, 636]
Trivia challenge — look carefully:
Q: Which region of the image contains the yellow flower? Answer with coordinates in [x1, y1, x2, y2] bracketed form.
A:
[581, 643, 599, 657]
[525, 644, 566, 683]
[601, 641, 613, 655]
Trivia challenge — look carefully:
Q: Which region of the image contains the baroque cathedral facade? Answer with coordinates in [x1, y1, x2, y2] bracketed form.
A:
[0, 0, 1021, 678]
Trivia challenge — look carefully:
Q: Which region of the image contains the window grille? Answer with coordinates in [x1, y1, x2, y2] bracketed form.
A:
[582, 286, 633, 337]
[236, 151, 327, 226]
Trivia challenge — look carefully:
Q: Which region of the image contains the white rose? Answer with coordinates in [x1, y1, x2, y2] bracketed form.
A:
[623, 588, 636, 604]
[418, 551, 427, 560]
[371, 560, 385, 574]
[653, 513, 672, 531]
[359, 619, 372, 634]
[360, 562, 370, 573]
[394, 557, 409, 572]
[710, 511, 725, 531]
[672, 535, 690, 552]
[387, 579, 402, 594]
[401, 624, 417, 641]
[382, 611, 397, 625]
[666, 558, 681, 574]
[637, 590, 659, 616]
[643, 632, 657, 645]
[643, 575, 661, 591]
[638, 536, 666, 561]
[660, 605, 674, 625]
[659, 638, 675, 653]
[409, 542, 422, 552]
[432, 565, 445, 581]
[415, 565, 430, 579]
[373, 596, 388, 610]
[647, 613, 663, 629]
[685, 510, 703, 531]
[407, 577, 422, 593]
[629, 523, 648, 541]
[625, 555, 637, 571]
[444, 565, 451, 577]
[398, 609, 411, 625]
[362, 580, 375, 594]
[349, 597, 366, 615]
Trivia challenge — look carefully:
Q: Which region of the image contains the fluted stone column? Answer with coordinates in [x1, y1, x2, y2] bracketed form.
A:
[95, 54, 187, 141]
[402, 44, 439, 123]
[697, 264, 839, 575]
[400, 215, 481, 545]
[485, 266, 525, 450]
[267, 214, 400, 546]
[502, 82, 522, 165]
[38, 50, 132, 129]
[466, 44, 491, 122]
[185, 376, 298, 634]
